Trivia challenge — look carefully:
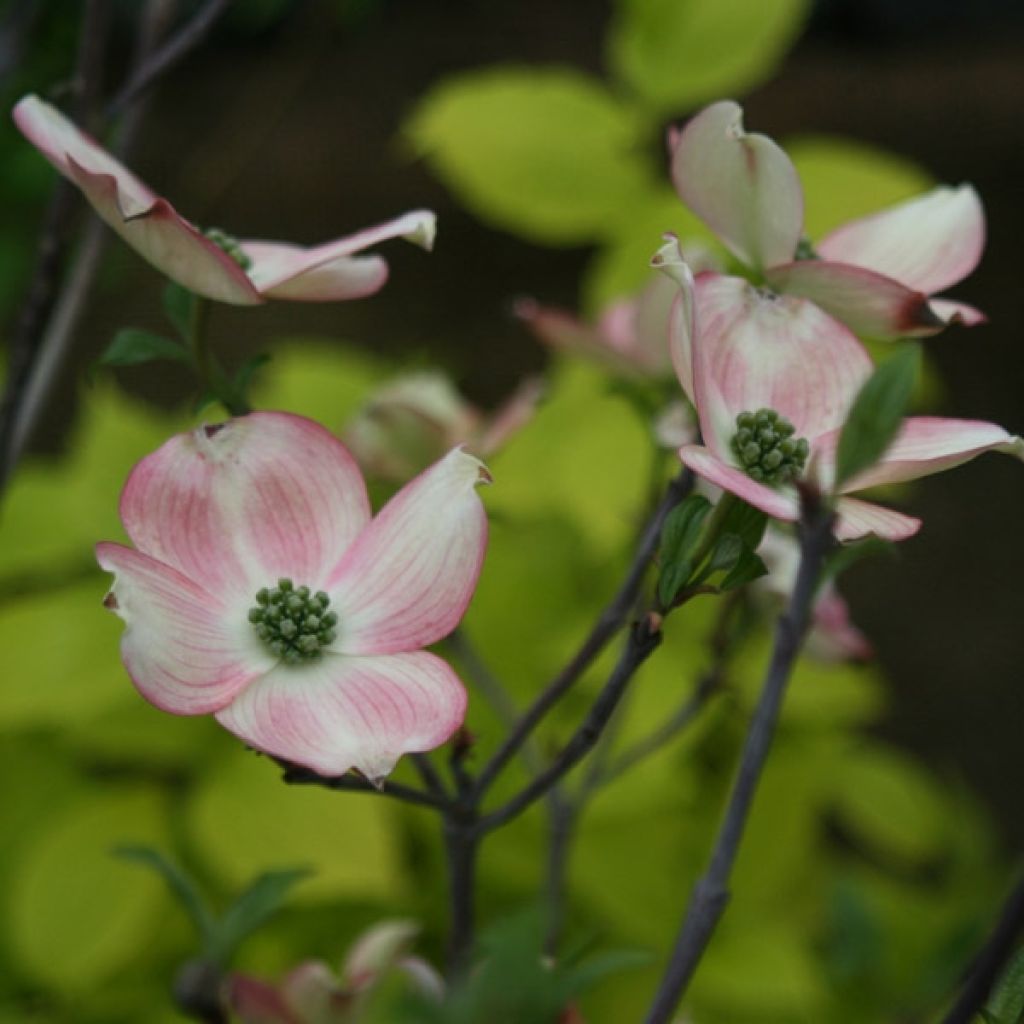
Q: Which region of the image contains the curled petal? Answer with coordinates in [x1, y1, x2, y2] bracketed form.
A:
[241, 210, 437, 301]
[670, 100, 803, 272]
[678, 445, 800, 523]
[13, 95, 262, 304]
[817, 185, 985, 294]
[120, 412, 370, 600]
[652, 234, 697, 400]
[692, 275, 873, 454]
[214, 651, 467, 780]
[765, 260, 943, 339]
[96, 543, 268, 715]
[929, 298, 986, 327]
[832, 416, 1024, 492]
[834, 497, 921, 542]
[328, 448, 489, 654]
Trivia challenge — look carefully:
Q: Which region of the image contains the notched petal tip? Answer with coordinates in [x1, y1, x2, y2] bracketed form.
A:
[449, 445, 493, 486]
[403, 210, 437, 251]
[651, 234, 695, 289]
[102, 590, 119, 610]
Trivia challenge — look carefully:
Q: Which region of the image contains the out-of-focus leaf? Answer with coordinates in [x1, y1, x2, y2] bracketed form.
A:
[835, 345, 920, 489]
[162, 281, 196, 339]
[405, 68, 652, 244]
[210, 867, 312, 964]
[608, 0, 811, 114]
[187, 747, 400, 904]
[988, 943, 1024, 1023]
[7, 789, 169, 989]
[719, 542, 768, 591]
[657, 494, 711, 606]
[96, 328, 192, 370]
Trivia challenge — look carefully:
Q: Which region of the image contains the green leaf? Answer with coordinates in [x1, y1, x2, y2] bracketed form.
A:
[114, 845, 217, 949]
[162, 282, 197, 340]
[657, 494, 711, 607]
[719, 544, 768, 591]
[834, 345, 920, 489]
[209, 867, 312, 965]
[231, 352, 270, 404]
[405, 67, 652, 244]
[96, 328, 193, 370]
[608, 0, 811, 114]
[717, 498, 768, 551]
[988, 943, 1024, 1024]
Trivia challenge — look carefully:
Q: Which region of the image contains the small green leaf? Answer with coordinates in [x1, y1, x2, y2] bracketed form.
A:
[114, 845, 216, 948]
[232, 353, 270, 401]
[720, 546, 768, 591]
[988, 942, 1024, 1024]
[163, 282, 197, 340]
[717, 499, 768, 551]
[97, 328, 192, 370]
[657, 494, 711, 607]
[835, 345, 920, 489]
[209, 866, 312, 965]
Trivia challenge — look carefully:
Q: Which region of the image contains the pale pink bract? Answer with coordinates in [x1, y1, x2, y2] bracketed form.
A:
[96, 412, 490, 781]
[13, 94, 436, 305]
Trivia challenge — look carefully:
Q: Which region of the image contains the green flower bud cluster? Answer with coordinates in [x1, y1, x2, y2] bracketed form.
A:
[731, 408, 809, 485]
[204, 227, 252, 271]
[248, 579, 338, 664]
[794, 237, 820, 261]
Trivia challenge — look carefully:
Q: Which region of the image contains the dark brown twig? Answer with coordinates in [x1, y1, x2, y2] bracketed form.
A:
[280, 764, 447, 812]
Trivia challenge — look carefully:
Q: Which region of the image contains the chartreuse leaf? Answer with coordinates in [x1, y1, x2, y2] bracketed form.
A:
[657, 494, 711, 607]
[187, 747, 400, 904]
[988, 944, 1024, 1024]
[8, 789, 170, 989]
[405, 67, 652, 244]
[96, 328, 192, 370]
[608, 0, 811, 114]
[835, 344, 920, 489]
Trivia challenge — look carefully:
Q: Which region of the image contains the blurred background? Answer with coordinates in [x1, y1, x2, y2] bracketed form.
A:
[2, 1, 1023, 1021]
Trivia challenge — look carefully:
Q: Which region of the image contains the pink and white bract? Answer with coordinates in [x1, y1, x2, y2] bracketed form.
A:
[13, 94, 436, 305]
[654, 238, 1024, 541]
[96, 412, 490, 781]
[671, 100, 985, 340]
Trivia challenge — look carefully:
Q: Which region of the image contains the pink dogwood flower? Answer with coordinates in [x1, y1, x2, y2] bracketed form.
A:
[96, 412, 490, 781]
[13, 95, 435, 304]
[654, 237, 1024, 541]
[671, 100, 985, 340]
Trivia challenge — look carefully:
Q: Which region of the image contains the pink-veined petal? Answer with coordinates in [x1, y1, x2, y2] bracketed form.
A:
[832, 416, 1024, 491]
[692, 275, 873, 455]
[96, 542, 269, 715]
[120, 412, 371, 601]
[241, 209, 436, 301]
[765, 260, 943, 339]
[679, 445, 800, 522]
[811, 587, 873, 662]
[670, 100, 803, 272]
[328, 448, 490, 655]
[214, 650, 467, 780]
[929, 298, 987, 327]
[817, 185, 985, 294]
[13, 95, 262, 304]
[834, 497, 921, 542]
[476, 376, 545, 455]
[652, 234, 697, 401]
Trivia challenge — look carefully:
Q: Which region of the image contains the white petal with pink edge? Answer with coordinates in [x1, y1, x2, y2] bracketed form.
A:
[817, 185, 985, 294]
[929, 298, 986, 327]
[670, 100, 803, 272]
[241, 209, 436, 301]
[214, 650, 467, 780]
[765, 260, 943, 339]
[833, 497, 921, 542]
[652, 235, 697, 400]
[96, 542, 270, 715]
[120, 412, 371, 602]
[834, 416, 1024, 491]
[13, 95, 262, 305]
[691, 275, 873, 453]
[327, 448, 490, 655]
[679, 445, 800, 522]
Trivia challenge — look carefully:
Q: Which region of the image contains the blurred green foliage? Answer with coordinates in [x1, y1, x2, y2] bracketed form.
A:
[0, 0, 1010, 1021]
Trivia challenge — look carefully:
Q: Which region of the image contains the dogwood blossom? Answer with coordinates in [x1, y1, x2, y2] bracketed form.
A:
[671, 100, 985, 340]
[654, 237, 1023, 541]
[13, 95, 435, 304]
[97, 412, 489, 781]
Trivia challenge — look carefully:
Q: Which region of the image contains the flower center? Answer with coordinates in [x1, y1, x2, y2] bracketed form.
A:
[204, 227, 252, 271]
[730, 408, 809, 485]
[248, 579, 338, 664]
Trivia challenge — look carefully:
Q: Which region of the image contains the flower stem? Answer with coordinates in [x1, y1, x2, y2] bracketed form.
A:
[644, 495, 834, 1024]
[443, 811, 480, 976]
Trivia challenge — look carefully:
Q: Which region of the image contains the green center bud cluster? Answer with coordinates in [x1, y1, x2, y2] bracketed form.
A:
[204, 227, 252, 271]
[794, 237, 820, 261]
[731, 409, 809, 485]
[248, 579, 338, 664]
